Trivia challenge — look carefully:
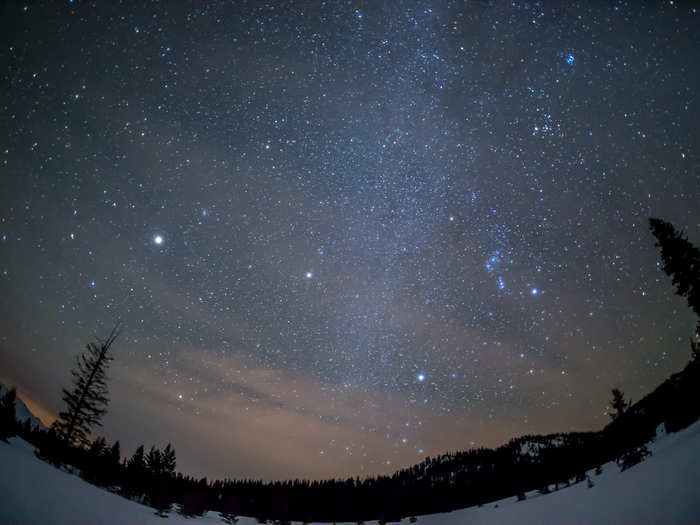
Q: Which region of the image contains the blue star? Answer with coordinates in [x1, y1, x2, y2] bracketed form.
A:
[566, 53, 575, 66]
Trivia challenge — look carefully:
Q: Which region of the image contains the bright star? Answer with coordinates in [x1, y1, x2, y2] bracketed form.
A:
[305, 271, 313, 279]
[154, 235, 163, 245]
[417, 373, 425, 382]
[531, 288, 539, 295]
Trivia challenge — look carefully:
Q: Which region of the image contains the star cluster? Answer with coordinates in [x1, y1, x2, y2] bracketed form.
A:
[0, 1, 698, 480]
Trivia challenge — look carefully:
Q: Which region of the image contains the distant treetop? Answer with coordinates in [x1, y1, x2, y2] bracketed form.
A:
[649, 217, 700, 337]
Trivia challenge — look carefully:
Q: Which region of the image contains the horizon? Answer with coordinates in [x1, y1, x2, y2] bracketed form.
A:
[1, 1, 698, 482]
[1, 360, 692, 484]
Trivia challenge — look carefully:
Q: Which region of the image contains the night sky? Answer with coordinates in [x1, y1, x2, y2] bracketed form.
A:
[1, 1, 699, 481]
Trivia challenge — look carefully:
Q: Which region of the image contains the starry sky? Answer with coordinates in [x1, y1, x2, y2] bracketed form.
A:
[1, 1, 699, 481]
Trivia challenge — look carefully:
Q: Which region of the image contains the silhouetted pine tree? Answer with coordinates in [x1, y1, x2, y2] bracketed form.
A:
[146, 444, 177, 516]
[90, 435, 107, 457]
[162, 443, 176, 474]
[649, 217, 700, 337]
[609, 388, 629, 420]
[146, 445, 162, 475]
[0, 386, 17, 441]
[106, 440, 121, 486]
[129, 444, 146, 472]
[124, 445, 147, 499]
[84, 436, 107, 483]
[52, 326, 119, 449]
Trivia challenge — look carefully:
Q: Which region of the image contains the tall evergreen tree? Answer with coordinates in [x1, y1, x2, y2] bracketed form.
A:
[127, 444, 146, 474]
[102, 439, 122, 487]
[84, 435, 108, 483]
[52, 326, 120, 448]
[161, 443, 176, 474]
[145, 443, 177, 516]
[0, 386, 17, 441]
[145, 443, 176, 477]
[609, 388, 629, 420]
[124, 445, 147, 498]
[108, 440, 121, 469]
[146, 445, 163, 476]
[649, 217, 700, 336]
[89, 435, 107, 457]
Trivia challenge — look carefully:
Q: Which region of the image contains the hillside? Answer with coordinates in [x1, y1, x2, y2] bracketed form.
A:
[1, 418, 699, 524]
[2, 361, 699, 522]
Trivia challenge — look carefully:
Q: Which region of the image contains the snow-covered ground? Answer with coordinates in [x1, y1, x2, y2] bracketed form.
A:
[1, 419, 699, 524]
